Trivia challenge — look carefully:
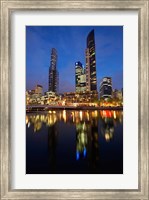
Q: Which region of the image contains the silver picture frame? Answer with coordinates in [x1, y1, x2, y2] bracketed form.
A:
[0, 0, 148, 199]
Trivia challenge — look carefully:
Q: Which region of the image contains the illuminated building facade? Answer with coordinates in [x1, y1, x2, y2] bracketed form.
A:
[86, 29, 97, 92]
[26, 90, 35, 96]
[99, 77, 112, 98]
[112, 89, 123, 100]
[49, 48, 59, 93]
[75, 62, 86, 92]
[85, 48, 90, 91]
[35, 84, 43, 95]
[63, 91, 98, 104]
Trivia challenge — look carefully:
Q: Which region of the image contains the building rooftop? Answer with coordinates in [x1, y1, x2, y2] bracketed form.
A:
[36, 84, 43, 88]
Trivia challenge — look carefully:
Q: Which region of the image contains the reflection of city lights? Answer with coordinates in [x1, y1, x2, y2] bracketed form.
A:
[63, 110, 66, 122]
[34, 121, 42, 132]
[41, 115, 45, 121]
[76, 151, 79, 160]
[102, 110, 112, 118]
[26, 116, 28, 124]
[48, 115, 51, 125]
[28, 122, 30, 128]
[110, 127, 114, 133]
[113, 111, 116, 119]
[105, 133, 110, 141]
[81, 132, 86, 144]
[91, 111, 95, 118]
[83, 147, 87, 157]
[75, 111, 79, 118]
[53, 115, 57, 124]
[94, 110, 98, 117]
[71, 112, 75, 122]
[79, 111, 82, 121]
[36, 115, 39, 120]
[76, 122, 88, 160]
[82, 122, 86, 130]
[86, 112, 90, 121]
[26, 111, 123, 139]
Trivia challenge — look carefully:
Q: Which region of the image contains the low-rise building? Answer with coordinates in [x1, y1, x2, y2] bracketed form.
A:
[112, 89, 123, 100]
[63, 91, 98, 105]
[99, 77, 112, 99]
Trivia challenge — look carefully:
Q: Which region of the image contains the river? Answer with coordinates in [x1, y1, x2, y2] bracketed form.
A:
[26, 110, 123, 174]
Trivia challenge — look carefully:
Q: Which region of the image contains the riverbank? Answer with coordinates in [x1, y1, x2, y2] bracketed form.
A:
[26, 105, 123, 113]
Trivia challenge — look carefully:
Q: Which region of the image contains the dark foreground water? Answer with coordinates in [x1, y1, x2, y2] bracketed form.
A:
[26, 110, 123, 174]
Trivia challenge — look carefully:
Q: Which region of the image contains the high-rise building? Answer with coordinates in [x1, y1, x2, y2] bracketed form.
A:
[99, 77, 112, 98]
[80, 67, 86, 92]
[86, 29, 97, 92]
[49, 48, 59, 93]
[85, 48, 90, 91]
[75, 61, 86, 92]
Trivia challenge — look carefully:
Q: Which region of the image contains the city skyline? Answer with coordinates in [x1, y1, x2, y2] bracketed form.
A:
[26, 26, 123, 93]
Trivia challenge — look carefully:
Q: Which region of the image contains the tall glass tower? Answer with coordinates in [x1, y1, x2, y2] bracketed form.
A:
[86, 29, 97, 91]
[49, 48, 59, 93]
[75, 61, 86, 92]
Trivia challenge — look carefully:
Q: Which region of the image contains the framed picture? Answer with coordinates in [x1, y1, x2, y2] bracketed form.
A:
[0, 0, 148, 199]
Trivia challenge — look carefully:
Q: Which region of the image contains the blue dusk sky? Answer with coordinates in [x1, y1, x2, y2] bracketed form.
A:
[26, 26, 123, 93]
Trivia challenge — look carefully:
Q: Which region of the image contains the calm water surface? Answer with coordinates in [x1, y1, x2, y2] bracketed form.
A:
[26, 110, 123, 174]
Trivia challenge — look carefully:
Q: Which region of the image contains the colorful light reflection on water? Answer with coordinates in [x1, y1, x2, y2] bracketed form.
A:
[26, 110, 123, 174]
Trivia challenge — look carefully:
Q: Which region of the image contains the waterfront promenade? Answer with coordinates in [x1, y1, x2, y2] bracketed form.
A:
[26, 105, 123, 112]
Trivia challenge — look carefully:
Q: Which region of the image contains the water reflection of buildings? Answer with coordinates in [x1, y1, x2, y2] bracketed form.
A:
[100, 110, 123, 141]
[88, 117, 99, 172]
[76, 122, 88, 160]
[101, 116, 114, 141]
[26, 110, 123, 173]
[26, 110, 122, 135]
[48, 125, 57, 173]
[26, 110, 92, 131]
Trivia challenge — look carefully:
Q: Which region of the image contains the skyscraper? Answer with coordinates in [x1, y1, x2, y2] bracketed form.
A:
[86, 29, 97, 92]
[75, 61, 86, 92]
[99, 77, 112, 98]
[49, 48, 59, 93]
[85, 48, 90, 91]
